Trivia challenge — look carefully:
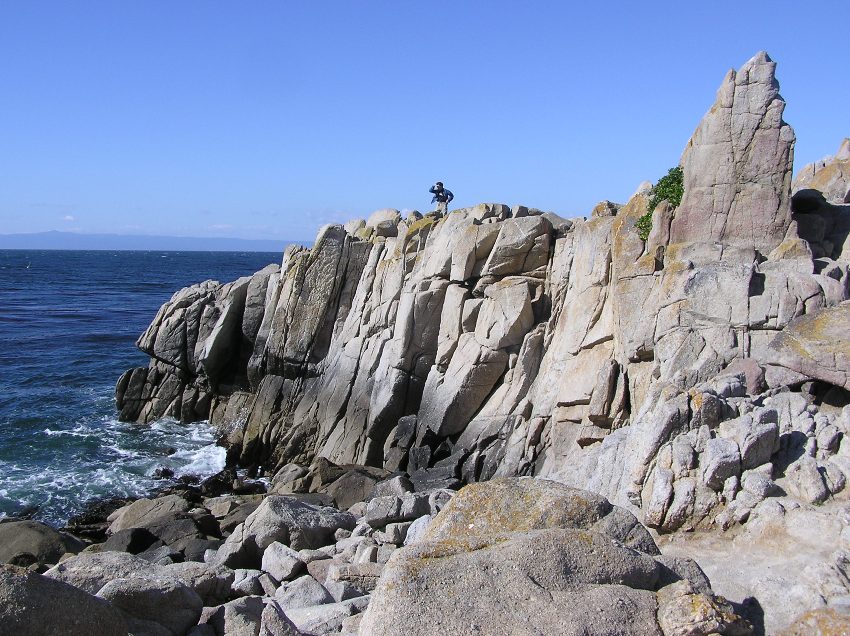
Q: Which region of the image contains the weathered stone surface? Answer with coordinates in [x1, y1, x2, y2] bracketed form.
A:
[259, 600, 302, 636]
[214, 496, 355, 568]
[779, 606, 850, 636]
[111, 54, 850, 628]
[0, 564, 128, 636]
[161, 561, 235, 606]
[360, 529, 662, 635]
[784, 456, 830, 504]
[766, 301, 850, 390]
[656, 580, 752, 636]
[701, 438, 742, 491]
[0, 520, 84, 567]
[425, 478, 659, 555]
[203, 595, 265, 636]
[97, 575, 203, 636]
[102, 526, 159, 555]
[793, 138, 850, 205]
[107, 494, 191, 534]
[285, 597, 369, 635]
[275, 573, 333, 610]
[261, 541, 305, 582]
[481, 216, 551, 276]
[670, 51, 795, 254]
[44, 550, 155, 594]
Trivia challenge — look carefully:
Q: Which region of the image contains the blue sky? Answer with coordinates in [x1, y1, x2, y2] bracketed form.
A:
[1, 1, 848, 242]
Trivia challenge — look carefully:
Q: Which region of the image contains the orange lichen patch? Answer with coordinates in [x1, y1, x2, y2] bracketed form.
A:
[777, 303, 850, 361]
[778, 607, 850, 636]
[689, 390, 705, 411]
[768, 237, 813, 261]
[424, 478, 611, 542]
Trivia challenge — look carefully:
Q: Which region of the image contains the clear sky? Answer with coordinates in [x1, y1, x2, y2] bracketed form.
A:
[1, 1, 848, 242]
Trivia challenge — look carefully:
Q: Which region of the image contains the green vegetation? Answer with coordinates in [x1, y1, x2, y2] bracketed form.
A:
[637, 166, 684, 241]
[635, 211, 654, 242]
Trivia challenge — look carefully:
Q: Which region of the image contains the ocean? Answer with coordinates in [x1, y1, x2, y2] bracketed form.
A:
[0, 249, 282, 526]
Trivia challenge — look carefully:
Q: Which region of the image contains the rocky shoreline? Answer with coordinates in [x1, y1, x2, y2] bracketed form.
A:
[1, 473, 758, 636]
[4, 51, 850, 635]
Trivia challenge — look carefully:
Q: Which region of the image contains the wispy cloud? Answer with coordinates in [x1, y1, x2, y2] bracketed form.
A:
[62, 215, 76, 222]
[208, 224, 233, 231]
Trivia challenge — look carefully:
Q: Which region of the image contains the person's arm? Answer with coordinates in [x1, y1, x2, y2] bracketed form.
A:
[429, 185, 438, 194]
[446, 190, 454, 203]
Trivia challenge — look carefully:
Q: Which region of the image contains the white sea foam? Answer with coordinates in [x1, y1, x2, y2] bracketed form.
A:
[3, 412, 227, 525]
[177, 443, 226, 477]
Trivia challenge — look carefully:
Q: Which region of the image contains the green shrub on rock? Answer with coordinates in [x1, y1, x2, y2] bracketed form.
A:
[638, 166, 684, 241]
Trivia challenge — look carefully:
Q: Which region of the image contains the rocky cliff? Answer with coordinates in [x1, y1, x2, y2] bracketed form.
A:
[117, 51, 850, 543]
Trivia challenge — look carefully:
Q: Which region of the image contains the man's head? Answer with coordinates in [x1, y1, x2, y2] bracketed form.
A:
[435, 181, 443, 189]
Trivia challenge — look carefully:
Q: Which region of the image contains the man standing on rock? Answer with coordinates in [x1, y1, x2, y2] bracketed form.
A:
[429, 181, 453, 216]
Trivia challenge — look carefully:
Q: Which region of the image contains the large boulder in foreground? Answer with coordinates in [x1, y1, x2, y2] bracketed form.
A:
[424, 477, 660, 554]
[669, 51, 795, 254]
[765, 301, 850, 390]
[360, 478, 750, 636]
[0, 564, 128, 636]
[97, 575, 202, 636]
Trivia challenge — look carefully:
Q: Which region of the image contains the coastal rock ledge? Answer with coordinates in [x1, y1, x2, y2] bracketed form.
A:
[18, 50, 837, 634]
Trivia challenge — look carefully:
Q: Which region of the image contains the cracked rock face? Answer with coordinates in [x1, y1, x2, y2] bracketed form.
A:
[670, 51, 795, 254]
[116, 52, 850, 564]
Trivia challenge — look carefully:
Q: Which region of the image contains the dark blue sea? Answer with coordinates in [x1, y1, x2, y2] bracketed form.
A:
[0, 249, 281, 526]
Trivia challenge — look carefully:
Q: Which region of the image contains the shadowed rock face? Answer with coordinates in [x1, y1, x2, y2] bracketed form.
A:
[670, 51, 795, 254]
[117, 53, 850, 547]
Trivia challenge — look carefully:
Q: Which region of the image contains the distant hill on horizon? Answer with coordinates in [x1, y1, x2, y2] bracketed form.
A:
[0, 230, 307, 252]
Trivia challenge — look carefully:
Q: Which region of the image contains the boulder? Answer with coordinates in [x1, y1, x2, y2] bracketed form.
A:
[202, 596, 265, 636]
[213, 496, 355, 568]
[259, 600, 302, 636]
[793, 138, 850, 205]
[44, 550, 155, 594]
[656, 580, 752, 636]
[765, 301, 850, 391]
[274, 573, 333, 610]
[322, 468, 382, 510]
[161, 561, 235, 606]
[0, 564, 128, 636]
[363, 493, 431, 528]
[784, 456, 830, 504]
[97, 575, 203, 636]
[102, 526, 159, 555]
[701, 438, 742, 491]
[424, 478, 659, 555]
[285, 597, 370, 635]
[107, 494, 191, 534]
[360, 529, 662, 635]
[358, 478, 680, 635]
[0, 520, 85, 567]
[261, 541, 305, 582]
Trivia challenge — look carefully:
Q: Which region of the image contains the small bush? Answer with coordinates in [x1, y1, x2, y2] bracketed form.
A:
[638, 166, 684, 241]
[636, 211, 654, 241]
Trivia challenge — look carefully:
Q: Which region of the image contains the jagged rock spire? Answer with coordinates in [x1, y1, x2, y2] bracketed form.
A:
[669, 51, 796, 254]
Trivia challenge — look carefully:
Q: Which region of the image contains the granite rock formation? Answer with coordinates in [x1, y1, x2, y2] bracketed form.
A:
[116, 53, 850, 535]
[106, 52, 850, 632]
[793, 138, 850, 205]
